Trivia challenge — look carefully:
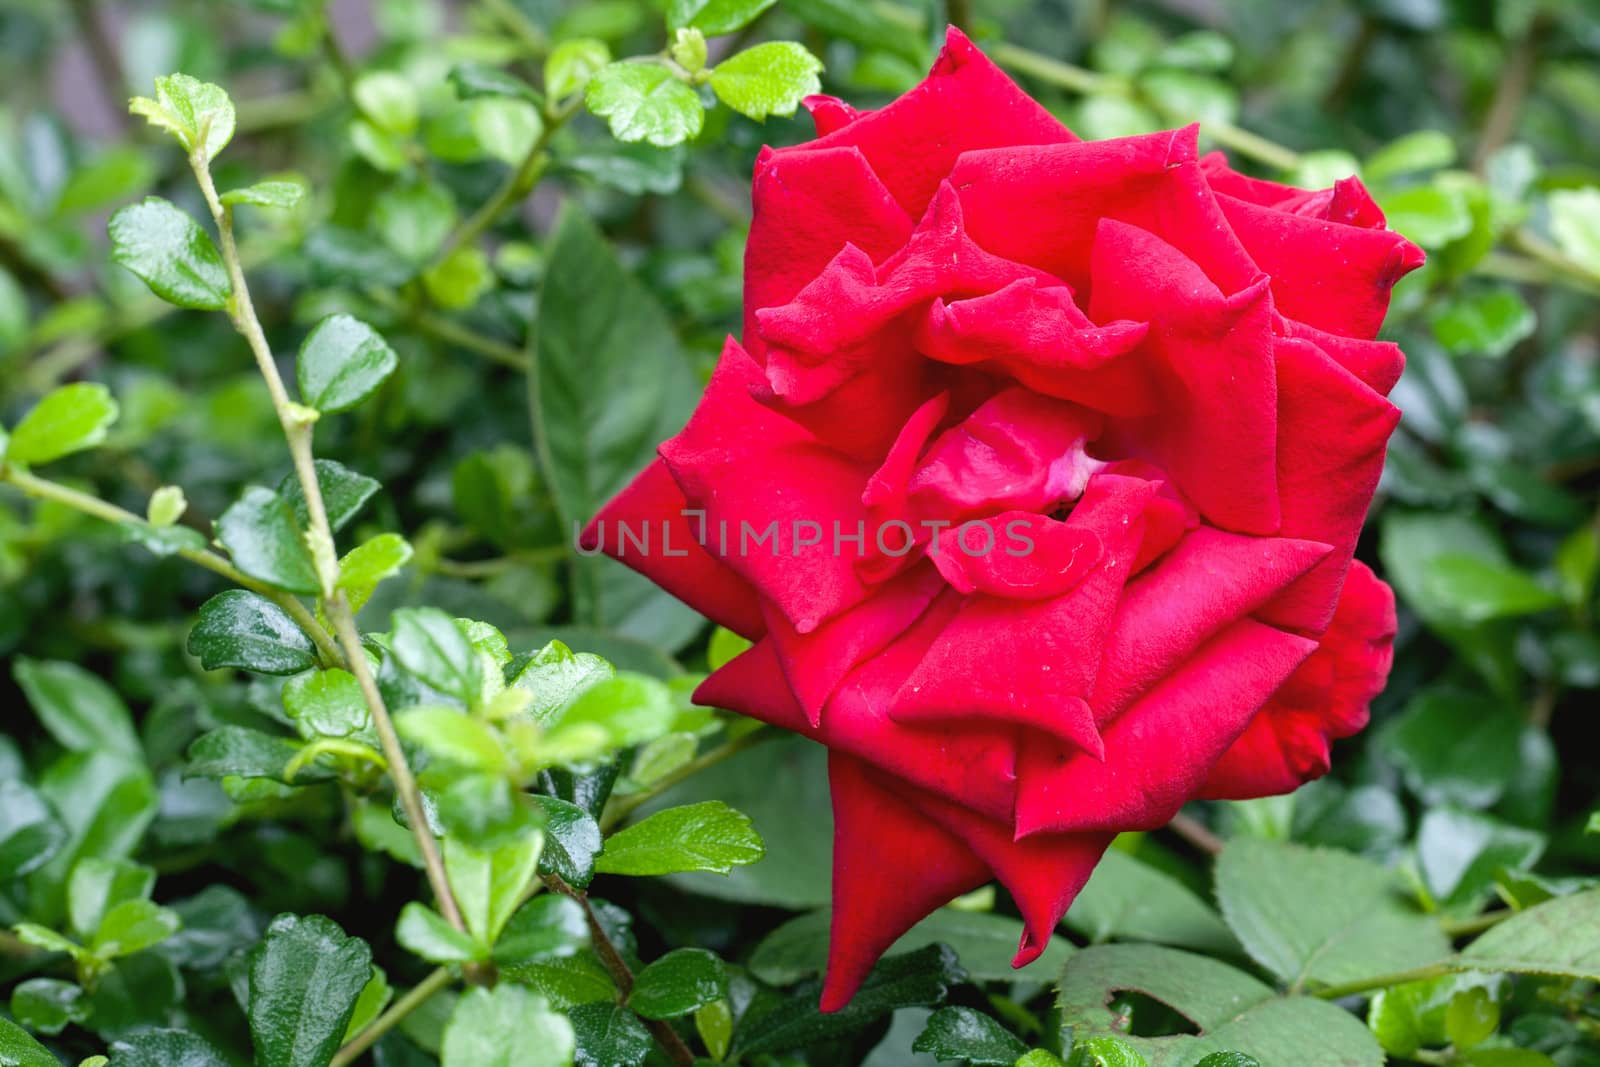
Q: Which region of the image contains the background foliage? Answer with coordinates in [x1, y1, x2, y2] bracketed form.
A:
[1, 0, 1599, 1065]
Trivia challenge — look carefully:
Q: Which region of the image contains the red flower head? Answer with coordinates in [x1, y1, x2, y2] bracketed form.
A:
[583, 28, 1417, 1009]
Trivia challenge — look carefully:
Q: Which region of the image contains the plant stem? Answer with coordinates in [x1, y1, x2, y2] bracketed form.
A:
[601, 726, 777, 831]
[545, 876, 697, 1067]
[480, 0, 549, 57]
[187, 146, 474, 950]
[1441, 910, 1512, 937]
[1473, 19, 1543, 171]
[432, 106, 570, 268]
[1167, 811, 1225, 857]
[329, 966, 454, 1067]
[363, 288, 529, 370]
[0, 465, 343, 666]
[1312, 962, 1461, 1000]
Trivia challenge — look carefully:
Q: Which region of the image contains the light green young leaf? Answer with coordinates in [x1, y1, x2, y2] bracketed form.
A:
[444, 833, 544, 947]
[337, 533, 413, 615]
[129, 73, 236, 161]
[353, 70, 420, 135]
[667, 0, 776, 35]
[108, 198, 232, 310]
[396, 902, 486, 963]
[221, 179, 308, 209]
[390, 608, 484, 706]
[147, 485, 187, 526]
[6, 382, 119, 465]
[545, 39, 610, 100]
[708, 42, 823, 120]
[67, 856, 154, 939]
[441, 985, 575, 1067]
[396, 706, 506, 772]
[595, 800, 763, 876]
[1549, 187, 1600, 276]
[283, 669, 369, 739]
[586, 63, 704, 147]
[90, 898, 181, 957]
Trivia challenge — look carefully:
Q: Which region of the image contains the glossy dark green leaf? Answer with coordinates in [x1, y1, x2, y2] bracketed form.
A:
[492, 895, 589, 966]
[585, 64, 703, 147]
[1194, 1055, 1262, 1067]
[185, 725, 329, 783]
[188, 590, 318, 675]
[217, 486, 321, 595]
[108, 1027, 230, 1066]
[1067, 1036, 1148, 1067]
[278, 459, 380, 534]
[296, 314, 399, 414]
[512, 641, 615, 723]
[569, 1001, 650, 1067]
[0, 779, 67, 878]
[107, 197, 231, 310]
[6, 382, 119, 465]
[595, 800, 763, 876]
[450, 62, 540, 102]
[911, 1006, 1027, 1065]
[248, 913, 374, 1067]
[737, 944, 962, 1055]
[220, 179, 307, 209]
[530, 794, 602, 887]
[629, 947, 726, 1019]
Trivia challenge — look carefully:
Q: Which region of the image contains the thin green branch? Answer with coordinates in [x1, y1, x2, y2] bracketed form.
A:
[544, 875, 696, 1067]
[1440, 910, 1512, 938]
[1312, 962, 1462, 1000]
[600, 726, 778, 831]
[329, 966, 454, 1067]
[0, 464, 343, 666]
[363, 288, 529, 370]
[186, 143, 475, 950]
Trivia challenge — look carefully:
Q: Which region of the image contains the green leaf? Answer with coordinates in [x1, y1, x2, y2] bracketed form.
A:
[122, 521, 209, 558]
[737, 944, 962, 1055]
[551, 673, 676, 748]
[391, 608, 484, 706]
[1422, 555, 1562, 622]
[147, 485, 187, 526]
[68, 856, 154, 938]
[15, 656, 141, 761]
[1548, 186, 1600, 276]
[1379, 512, 1515, 629]
[1379, 689, 1528, 809]
[595, 800, 763, 876]
[9, 978, 88, 1036]
[667, 0, 776, 35]
[1067, 1037, 1148, 1067]
[1067, 846, 1238, 954]
[450, 62, 540, 103]
[444, 833, 544, 946]
[0, 780, 67, 879]
[629, 947, 726, 1019]
[129, 73, 236, 161]
[248, 913, 374, 1067]
[396, 902, 486, 963]
[1462, 888, 1600, 980]
[27, 750, 158, 927]
[423, 245, 494, 309]
[546, 39, 611, 100]
[570, 1001, 651, 1067]
[189, 590, 319, 675]
[0, 1017, 65, 1067]
[750, 907, 1074, 986]
[107, 198, 231, 310]
[186, 725, 328, 783]
[912, 1006, 1027, 1065]
[343, 967, 392, 1043]
[585, 63, 704, 147]
[1364, 131, 1457, 184]
[396, 706, 506, 771]
[296, 314, 399, 414]
[336, 532, 412, 614]
[707, 626, 752, 671]
[105, 1029, 230, 1067]
[1057, 944, 1383, 1067]
[6, 382, 120, 465]
[695, 999, 733, 1062]
[709, 42, 823, 120]
[492, 895, 589, 966]
[352, 70, 420, 135]
[221, 178, 308, 209]
[53, 146, 156, 216]
[1381, 184, 1475, 249]
[530, 794, 603, 888]
[283, 669, 368, 739]
[503, 951, 618, 1009]
[1194, 1056, 1262, 1067]
[374, 180, 456, 264]
[1416, 808, 1545, 913]
[1215, 838, 1451, 991]
[441, 984, 575, 1067]
[218, 486, 322, 595]
[511, 640, 615, 722]
[435, 774, 542, 850]
[1430, 286, 1535, 358]
[279, 459, 380, 534]
[91, 898, 181, 957]
[470, 98, 544, 165]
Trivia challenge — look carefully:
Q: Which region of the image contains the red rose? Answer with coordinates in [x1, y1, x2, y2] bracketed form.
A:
[583, 28, 1419, 1010]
